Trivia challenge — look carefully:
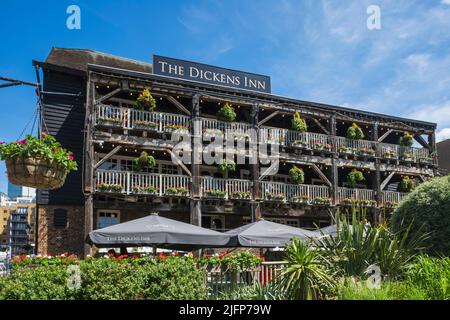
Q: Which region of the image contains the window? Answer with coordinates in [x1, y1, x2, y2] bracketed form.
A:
[53, 209, 68, 228]
[99, 159, 118, 171]
[161, 164, 179, 175]
[121, 159, 135, 172]
[97, 211, 120, 229]
[266, 218, 299, 227]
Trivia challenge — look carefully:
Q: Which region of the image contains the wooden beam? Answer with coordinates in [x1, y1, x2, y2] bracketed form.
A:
[258, 111, 279, 126]
[311, 118, 330, 135]
[414, 135, 431, 149]
[311, 164, 332, 187]
[378, 129, 394, 142]
[167, 96, 191, 115]
[93, 146, 122, 170]
[380, 171, 395, 190]
[166, 149, 192, 176]
[96, 87, 121, 104]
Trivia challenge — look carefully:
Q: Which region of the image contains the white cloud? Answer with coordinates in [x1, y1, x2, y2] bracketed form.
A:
[442, 0, 450, 6]
[437, 128, 450, 142]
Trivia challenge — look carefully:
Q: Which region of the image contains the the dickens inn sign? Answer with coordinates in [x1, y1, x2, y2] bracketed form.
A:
[153, 55, 271, 94]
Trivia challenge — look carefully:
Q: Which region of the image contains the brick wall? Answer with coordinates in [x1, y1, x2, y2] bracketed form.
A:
[37, 205, 85, 257]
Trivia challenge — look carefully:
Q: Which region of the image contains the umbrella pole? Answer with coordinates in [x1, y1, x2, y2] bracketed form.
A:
[152, 245, 157, 256]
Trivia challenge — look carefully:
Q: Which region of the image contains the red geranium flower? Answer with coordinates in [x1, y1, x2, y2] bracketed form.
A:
[67, 154, 74, 161]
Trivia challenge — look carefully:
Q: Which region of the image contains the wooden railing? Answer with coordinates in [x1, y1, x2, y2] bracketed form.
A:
[380, 142, 433, 163]
[337, 187, 376, 205]
[381, 191, 408, 206]
[95, 170, 190, 196]
[200, 177, 251, 199]
[206, 261, 287, 296]
[95, 104, 190, 132]
[335, 136, 376, 156]
[201, 118, 253, 141]
[260, 181, 330, 203]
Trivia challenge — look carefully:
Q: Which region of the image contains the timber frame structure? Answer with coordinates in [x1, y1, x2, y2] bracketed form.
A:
[33, 48, 438, 257]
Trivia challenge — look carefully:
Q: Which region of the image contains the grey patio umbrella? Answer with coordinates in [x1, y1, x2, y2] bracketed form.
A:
[225, 220, 317, 248]
[87, 214, 233, 250]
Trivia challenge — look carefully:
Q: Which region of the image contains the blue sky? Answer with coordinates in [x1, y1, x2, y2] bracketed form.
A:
[0, 0, 450, 193]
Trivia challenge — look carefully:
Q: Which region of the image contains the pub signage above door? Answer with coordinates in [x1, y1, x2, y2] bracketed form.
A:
[153, 55, 271, 94]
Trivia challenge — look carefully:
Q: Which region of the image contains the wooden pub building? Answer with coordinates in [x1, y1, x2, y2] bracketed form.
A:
[33, 48, 438, 257]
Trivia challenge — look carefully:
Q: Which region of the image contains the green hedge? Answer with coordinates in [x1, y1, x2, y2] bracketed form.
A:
[0, 256, 207, 300]
[392, 175, 450, 256]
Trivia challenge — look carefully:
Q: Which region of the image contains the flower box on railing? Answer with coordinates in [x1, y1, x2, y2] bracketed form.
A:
[382, 201, 397, 209]
[132, 186, 159, 195]
[291, 195, 310, 204]
[164, 124, 189, 133]
[382, 150, 397, 159]
[96, 183, 123, 193]
[165, 187, 189, 196]
[205, 190, 227, 198]
[312, 142, 332, 152]
[228, 131, 251, 141]
[312, 197, 332, 205]
[418, 157, 433, 164]
[97, 117, 123, 126]
[291, 140, 309, 149]
[230, 191, 251, 199]
[338, 146, 356, 155]
[134, 120, 158, 131]
[356, 148, 376, 157]
[265, 193, 286, 201]
[399, 148, 414, 162]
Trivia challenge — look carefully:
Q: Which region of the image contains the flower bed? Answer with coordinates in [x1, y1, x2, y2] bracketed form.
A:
[164, 124, 189, 133]
[341, 198, 377, 207]
[265, 193, 286, 201]
[205, 190, 227, 198]
[338, 146, 356, 155]
[291, 140, 309, 149]
[313, 142, 332, 152]
[132, 186, 159, 194]
[230, 191, 251, 199]
[356, 147, 376, 157]
[134, 120, 158, 130]
[96, 183, 123, 192]
[312, 197, 332, 205]
[98, 116, 123, 126]
[292, 195, 309, 204]
[165, 187, 189, 196]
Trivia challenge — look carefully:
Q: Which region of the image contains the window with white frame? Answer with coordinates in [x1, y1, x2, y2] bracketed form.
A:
[161, 163, 179, 175]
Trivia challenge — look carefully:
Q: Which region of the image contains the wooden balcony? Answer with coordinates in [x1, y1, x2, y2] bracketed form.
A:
[335, 137, 376, 157]
[260, 127, 332, 151]
[201, 118, 253, 141]
[260, 181, 331, 204]
[381, 191, 408, 207]
[200, 177, 251, 200]
[95, 104, 190, 133]
[337, 187, 376, 207]
[380, 142, 434, 164]
[95, 170, 190, 197]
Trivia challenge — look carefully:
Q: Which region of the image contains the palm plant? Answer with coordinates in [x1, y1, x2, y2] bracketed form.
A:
[279, 238, 335, 300]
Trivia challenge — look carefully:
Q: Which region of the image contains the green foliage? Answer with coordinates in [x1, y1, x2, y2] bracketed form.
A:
[198, 251, 262, 272]
[317, 210, 427, 280]
[406, 255, 450, 300]
[289, 165, 305, 185]
[218, 159, 236, 173]
[398, 176, 415, 192]
[216, 282, 289, 300]
[346, 169, 365, 188]
[392, 175, 450, 256]
[398, 132, 414, 147]
[279, 238, 335, 300]
[346, 123, 365, 140]
[337, 278, 426, 300]
[135, 88, 156, 111]
[291, 112, 308, 132]
[0, 133, 77, 172]
[133, 151, 156, 171]
[0, 256, 207, 300]
[217, 102, 236, 122]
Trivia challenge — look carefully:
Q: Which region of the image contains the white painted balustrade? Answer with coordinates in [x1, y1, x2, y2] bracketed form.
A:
[200, 177, 251, 199]
[337, 187, 376, 204]
[335, 136, 376, 155]
[261, 181, 330, 202]
[381, 191, 408, 205]
[201, 118, 253, 141]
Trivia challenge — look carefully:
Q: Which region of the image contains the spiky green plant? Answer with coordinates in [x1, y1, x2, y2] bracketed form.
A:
[279, 238, 335, 300]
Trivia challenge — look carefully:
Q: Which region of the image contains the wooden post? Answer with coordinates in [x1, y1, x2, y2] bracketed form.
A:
[251, 103, 262, 222]
[331, 158, 339, 206]
[190, 94, 202, 227]
[251, 202, 262, 222]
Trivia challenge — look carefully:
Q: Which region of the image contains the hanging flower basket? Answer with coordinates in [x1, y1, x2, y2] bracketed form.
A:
[0, 134, 77, 190]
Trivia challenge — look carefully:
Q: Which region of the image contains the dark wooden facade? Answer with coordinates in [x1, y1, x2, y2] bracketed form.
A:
[34, 48, 438, 256]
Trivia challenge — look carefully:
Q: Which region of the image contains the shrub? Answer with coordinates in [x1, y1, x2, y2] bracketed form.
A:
[218, 159, 236, 173]
[136, 88, 156, 111]
[279, 238, 335, 300]
[216, 282, 289, 300]
[291, 112, 308, 132]
[346, 123, 364, 140]
[346, 169, 365, 188]
[217, 103, 236, 122]
[133, 151, 156, 171]
[392, 175, 450, 256]
[406, 255, 450, 300]
[0, 256, 207, 300]
[289, 165, 305, 184]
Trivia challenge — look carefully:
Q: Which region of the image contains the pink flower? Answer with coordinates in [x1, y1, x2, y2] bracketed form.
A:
[41, 132, 48, 137]
[18, 139, 27, 145]
[67, 154, 74, 161]
[0, 141, 4, 145]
